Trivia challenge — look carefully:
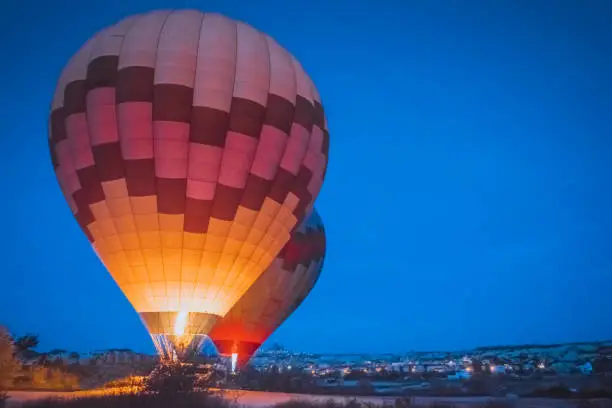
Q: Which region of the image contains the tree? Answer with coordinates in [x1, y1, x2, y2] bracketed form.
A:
[269, 343, 285, 352]
[13, 334, 38, 356]
[0, 326, 18, 389]
[69, 352, 80, 363]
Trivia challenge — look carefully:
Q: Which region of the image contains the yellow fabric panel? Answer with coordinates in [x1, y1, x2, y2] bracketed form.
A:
[159, 214, 184, 231]
[130, 196, 158, 214]
[105, 235, 123, 253]
[181, 266, 198, 282]
[116, 215, 137, 233]
[134, 214, 159, 231]
[208, 218, 232, 236]
[90, 201, 112, 220]
[238, 242, 257, 259]
[234, 206, 258, 226]
[119, 233, 140, 251]
[102, 179, 129, 198]
[204, 236, 225, 252]
[183, 232, 205, 249]
[107, 197, 132, 217]
[139, 231, 162, 248]
[161, 231, 183, 248]
[98, 219, 118, 236]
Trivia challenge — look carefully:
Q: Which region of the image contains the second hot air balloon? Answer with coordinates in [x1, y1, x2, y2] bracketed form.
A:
[48, 9, 329, 360]
[209, 208, 325, 369]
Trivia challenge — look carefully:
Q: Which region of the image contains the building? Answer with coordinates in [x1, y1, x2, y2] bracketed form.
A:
[580, 361, 593, 375]
[448, 370, 472, 380]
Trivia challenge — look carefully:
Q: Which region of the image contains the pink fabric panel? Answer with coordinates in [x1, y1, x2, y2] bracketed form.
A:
[52, 36, 98, 110]
[119, 102, 154, 160]
[266, 37, 297, 102]
[308, 126, 324, 153]
[193, 13, 236, 111]
[302, 127, 323, 172]
[154, 121, 189, 179]
[55, 169, 78, 213]
[154, 10, 202, 87]
[87, 88, 119, 146]
[122, 139, 154, 161]
[233, 22, 269, 105]
[55, 140, 75, 176]
[56, 141, 81, 197]
[279, 125, 310, 175]
[73, 147, 95, 171]
[307, 164, 324, 195]
[291, 57, 314, 104]
[89, 15, 138, 59]
[187, 179, 216, 200]
[312, 86, 322, 107]
[65, 113, 94, 170]
[302, 151, 321, 173]
[59, 168, 80, 198]
[225, 131, 258, 152]
[188, 143, 223, 181]
[218, 132, 258, 188]
[250, 125, 287, 180]
[118, 11, 170, 69]
[155, 158, 188, 179]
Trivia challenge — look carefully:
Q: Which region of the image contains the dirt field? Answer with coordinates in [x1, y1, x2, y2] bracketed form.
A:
[5, 389, 601, 408]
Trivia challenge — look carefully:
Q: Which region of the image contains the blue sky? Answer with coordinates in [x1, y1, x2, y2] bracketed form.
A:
[0, 0, 611, 354]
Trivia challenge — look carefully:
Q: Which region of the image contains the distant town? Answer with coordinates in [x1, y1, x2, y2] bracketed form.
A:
[16, 339, 612, 398]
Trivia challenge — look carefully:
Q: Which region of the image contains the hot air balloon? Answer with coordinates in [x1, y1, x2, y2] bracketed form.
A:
[209, 208, 325, 369]
[48, 10, 329, 361]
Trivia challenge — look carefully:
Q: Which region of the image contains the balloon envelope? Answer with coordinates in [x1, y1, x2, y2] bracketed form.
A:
[48, 10, 329, 360]
[209, 208, 325, 367]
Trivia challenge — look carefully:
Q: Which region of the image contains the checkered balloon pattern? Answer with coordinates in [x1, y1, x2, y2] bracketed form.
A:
[209, 208, 325, 366]
[49, 10, 329, 358]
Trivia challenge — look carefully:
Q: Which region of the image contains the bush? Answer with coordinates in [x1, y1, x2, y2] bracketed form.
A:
[144, 362, 215, 396]
[104, 376, 146, 390]
[145, 362, 196, 396]
[0, 326, 18, 389]
[22, 366, 80, 390]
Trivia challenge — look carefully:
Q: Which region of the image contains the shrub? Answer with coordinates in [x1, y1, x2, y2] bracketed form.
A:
[145, 362, 196, 396]
[0, 326, 18, 389]
[22, 366, 81, 390]
[104, 376, 146, 390]
[144, 362, 216, 396]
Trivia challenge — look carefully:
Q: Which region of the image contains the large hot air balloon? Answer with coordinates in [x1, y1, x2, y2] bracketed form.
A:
[209, 208, 325, 369]
[48, 10, 329, 360]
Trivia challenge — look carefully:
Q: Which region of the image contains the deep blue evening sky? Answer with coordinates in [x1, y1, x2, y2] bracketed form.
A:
[0, 0, 611, 354]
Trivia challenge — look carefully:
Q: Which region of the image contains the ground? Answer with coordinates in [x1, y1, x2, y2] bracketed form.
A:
[4, 389, 597, 408]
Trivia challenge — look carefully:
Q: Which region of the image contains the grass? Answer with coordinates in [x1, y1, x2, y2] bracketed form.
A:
[11, 393, 523, 408]
[21, 392, 232, 408]
[273, 398, 516, 408]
